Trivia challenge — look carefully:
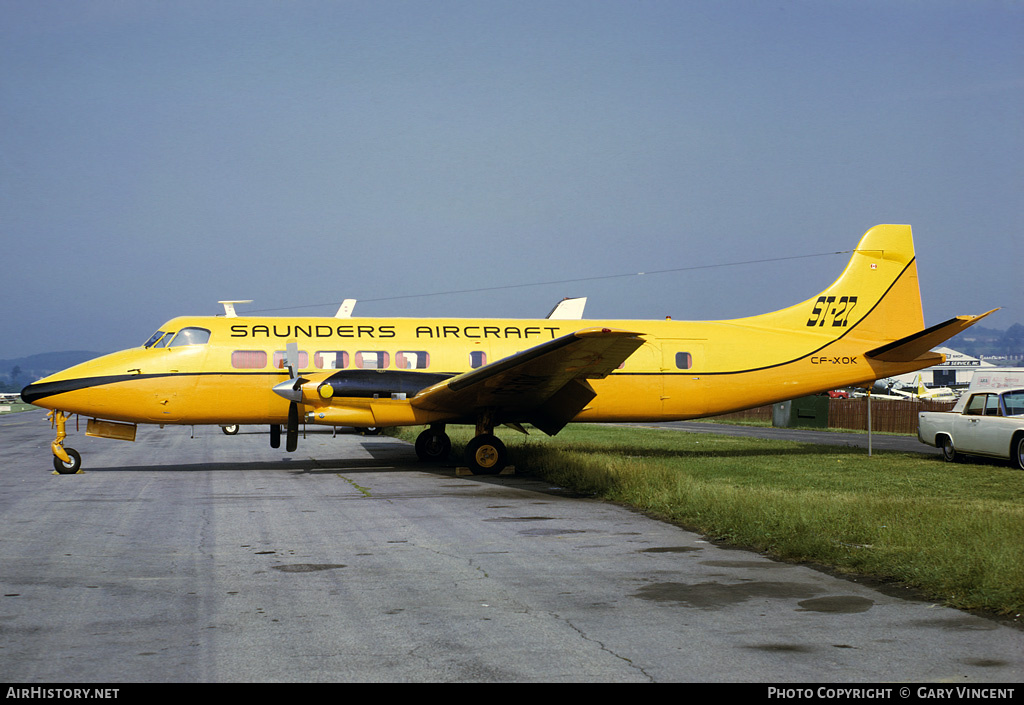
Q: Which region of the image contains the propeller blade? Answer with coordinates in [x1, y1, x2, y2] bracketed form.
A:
[286, 341, 300, 380]
[286, 402, 299, 452]
[272, 343, 301, 452]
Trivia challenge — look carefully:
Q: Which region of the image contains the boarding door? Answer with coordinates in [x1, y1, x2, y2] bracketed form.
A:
[659, 340, 707, 418]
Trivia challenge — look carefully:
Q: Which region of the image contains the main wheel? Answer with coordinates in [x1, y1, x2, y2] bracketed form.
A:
[415, 429, 451, 462]
[940, 436, 958, 463]
[1013, 435, 1024, 471]
[464, 434, 507, 475]
[53, 448, 82, 474]
[222, 425, 239, 435]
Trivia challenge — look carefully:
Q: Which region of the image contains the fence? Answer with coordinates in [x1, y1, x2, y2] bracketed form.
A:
[710, 397, 957, 434]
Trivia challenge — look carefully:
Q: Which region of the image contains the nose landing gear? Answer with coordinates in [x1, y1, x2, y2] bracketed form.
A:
[49, 411, 82, 474]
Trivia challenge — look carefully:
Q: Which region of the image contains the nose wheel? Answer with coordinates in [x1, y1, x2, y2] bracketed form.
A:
[49, 411, 83, 474]
[53, 447, 82, 474]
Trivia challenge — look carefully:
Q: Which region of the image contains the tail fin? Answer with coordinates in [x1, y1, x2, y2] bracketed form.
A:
[811, 223, 926, 344]
[739, 224, 925, 341]
[735, 224, 994, 363]
[815, 225, 995, 357]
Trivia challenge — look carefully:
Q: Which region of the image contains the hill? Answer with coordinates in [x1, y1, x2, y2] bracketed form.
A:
[0, 351, 107, 392]
[946, 323, 1024, 361]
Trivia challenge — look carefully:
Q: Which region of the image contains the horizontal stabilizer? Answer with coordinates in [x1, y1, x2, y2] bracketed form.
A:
[865, 309, 998, 362]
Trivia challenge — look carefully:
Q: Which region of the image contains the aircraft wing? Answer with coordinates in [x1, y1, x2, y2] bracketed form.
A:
[410, 327, 645, 435]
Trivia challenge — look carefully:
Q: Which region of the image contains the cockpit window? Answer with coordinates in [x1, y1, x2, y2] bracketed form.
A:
[168, 327, 211, 347]
[154, 332, 174, 348]
[143, 331, 167, 348]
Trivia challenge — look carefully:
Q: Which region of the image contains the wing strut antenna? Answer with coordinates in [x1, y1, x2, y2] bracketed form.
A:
[546, 297, 586, 319]
[219, 300, 253, 318]
[335, 299, 356, 318]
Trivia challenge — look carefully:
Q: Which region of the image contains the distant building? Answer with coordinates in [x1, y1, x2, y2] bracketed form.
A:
[888, 346, 995, 388]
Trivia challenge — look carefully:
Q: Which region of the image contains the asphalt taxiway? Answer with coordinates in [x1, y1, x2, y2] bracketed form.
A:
[1, 409, 1021, 683]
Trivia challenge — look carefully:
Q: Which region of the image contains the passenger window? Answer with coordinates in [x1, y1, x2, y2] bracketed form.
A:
[232, 351, 267, 369]
[273, 350, 309, 370]
[1003, 392, 1024, 416]
[675, 352, 692, 370]
[168, 327, 211, 347]
[396, 351, 429, 369]
[985, 395, 1001, 416]
[315, 351, 349, 369]
[965, 395, 987, 416]
[470, 351, 487, 369]
[355, 351, 389, 369]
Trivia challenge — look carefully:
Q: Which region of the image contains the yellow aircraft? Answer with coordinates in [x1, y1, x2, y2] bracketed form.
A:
[889, 373, 959, 402]
[22, 224, 994, 475]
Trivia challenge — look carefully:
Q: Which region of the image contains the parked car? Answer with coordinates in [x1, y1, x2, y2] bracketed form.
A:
[917, 387, 1024, 469]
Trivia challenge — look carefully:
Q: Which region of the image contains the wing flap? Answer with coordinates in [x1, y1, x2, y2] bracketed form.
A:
[411, 327, 644, 431]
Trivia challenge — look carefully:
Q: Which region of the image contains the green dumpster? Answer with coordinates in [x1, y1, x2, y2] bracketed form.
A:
[772, 395, 829, 428]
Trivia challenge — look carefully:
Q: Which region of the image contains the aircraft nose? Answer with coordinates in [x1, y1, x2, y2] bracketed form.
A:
[20, 381, 47, 406]
[20, 380, 62, 407]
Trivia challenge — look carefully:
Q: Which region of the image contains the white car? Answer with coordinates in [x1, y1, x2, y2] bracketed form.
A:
[918, 387, 1024, 469]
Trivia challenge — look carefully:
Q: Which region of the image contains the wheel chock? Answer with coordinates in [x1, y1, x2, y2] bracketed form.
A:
[455, 466, 515, 476]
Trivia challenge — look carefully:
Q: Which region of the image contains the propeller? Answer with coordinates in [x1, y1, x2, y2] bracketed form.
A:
[272, 342, 306, 452]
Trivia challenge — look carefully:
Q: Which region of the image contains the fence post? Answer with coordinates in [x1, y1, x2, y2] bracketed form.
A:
[867, 391, 872, 457]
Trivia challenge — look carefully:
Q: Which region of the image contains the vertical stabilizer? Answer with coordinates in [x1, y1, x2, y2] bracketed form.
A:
[734, 224, 925, 347]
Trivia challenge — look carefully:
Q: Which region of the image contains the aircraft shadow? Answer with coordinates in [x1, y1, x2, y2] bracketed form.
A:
[517, 441, 894, 461]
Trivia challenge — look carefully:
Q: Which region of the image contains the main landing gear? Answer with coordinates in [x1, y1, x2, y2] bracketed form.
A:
[49, 411, 82, 474]
[414, 420, 510, 475]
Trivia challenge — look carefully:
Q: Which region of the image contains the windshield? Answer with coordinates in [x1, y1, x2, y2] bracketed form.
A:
[1003, 391, 1024, 416]
[168, 327, 211, 347]
[143, 331, 167, 348]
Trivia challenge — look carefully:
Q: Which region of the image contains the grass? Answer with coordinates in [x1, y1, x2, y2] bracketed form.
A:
[394, 423, 1024, 618]
[0, 403, 35, 415]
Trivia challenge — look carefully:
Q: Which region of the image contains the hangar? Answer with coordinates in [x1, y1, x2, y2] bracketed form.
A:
[888, 347, 996, 389]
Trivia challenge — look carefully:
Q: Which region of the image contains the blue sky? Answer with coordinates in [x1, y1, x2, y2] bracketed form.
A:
[2, 0, 1021, 359]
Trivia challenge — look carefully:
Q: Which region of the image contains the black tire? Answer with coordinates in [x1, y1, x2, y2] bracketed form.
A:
[415, 429, 451, 462]
[1013, 434, 1024, 471]
[361, 427, 382, 436]
[286, 403, 299, 452]
[464, 434, 507, 475]
[53, 448, 82, 474]
[940, 436, 958, 463]
[222, 425, 239, 435]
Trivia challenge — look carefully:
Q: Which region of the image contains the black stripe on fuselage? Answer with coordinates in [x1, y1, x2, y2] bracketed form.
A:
[19, 372, 281, 405]
[624, 256, 918, 377]
[19, 370, 456, 406]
